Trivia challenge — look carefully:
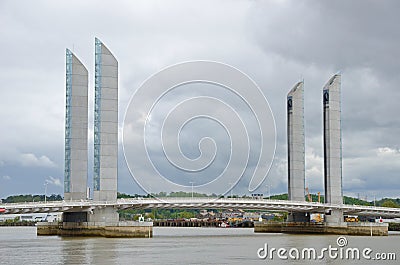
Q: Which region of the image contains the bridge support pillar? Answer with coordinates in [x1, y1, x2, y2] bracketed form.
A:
[324, 209, 344, 225]
[87, 207, 119, 224]
[287, 212, 310, 222]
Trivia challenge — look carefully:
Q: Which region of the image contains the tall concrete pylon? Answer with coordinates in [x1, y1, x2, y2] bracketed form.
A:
[60, 40, 152, 236]
[323, 74, 344, 224]
[64, 49, 88, 201]
[287, 81, 308, 222]
[93, 38, 119, 203]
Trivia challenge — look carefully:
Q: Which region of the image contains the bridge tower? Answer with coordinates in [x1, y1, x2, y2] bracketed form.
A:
[323, 74, 344, 224]
[49, 39, 152, 237]
[63, 39, 119, 224]
[89, 38, 119, 224]
[286, 81, 309, 222]
[64, 49, 88, 201]
[93, 38, 118, 203]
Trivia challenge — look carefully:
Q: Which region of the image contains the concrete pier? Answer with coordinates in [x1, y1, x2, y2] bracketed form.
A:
[37, 205, 153, 238]
[37, 221, 153, 238]
[254, 222, 388, 236]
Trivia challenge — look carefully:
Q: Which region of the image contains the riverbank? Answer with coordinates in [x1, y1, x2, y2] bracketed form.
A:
[153, 219, 254, 228]
[0, 221, 35, 226]
[389, 222, 400, 231]
[2, 220, 400, 231]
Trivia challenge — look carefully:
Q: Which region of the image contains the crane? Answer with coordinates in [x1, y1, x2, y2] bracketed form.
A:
[305, 187, 312, 202]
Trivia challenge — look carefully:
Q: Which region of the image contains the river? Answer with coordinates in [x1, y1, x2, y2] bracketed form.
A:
[0, 227, 398, 264]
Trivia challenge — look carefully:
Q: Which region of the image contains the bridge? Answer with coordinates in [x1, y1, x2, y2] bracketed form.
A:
[2, 46, 395, 236]
[2, 197, 400, 218]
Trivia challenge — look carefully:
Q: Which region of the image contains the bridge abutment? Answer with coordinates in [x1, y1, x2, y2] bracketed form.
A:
[37, 221, 153, 238]
[87, 207, 119, 224]
[37, 206, 153, 238]
[254, 221, 388, 236]
[287, 212, 310, 222]
[324, 209, 344, 225]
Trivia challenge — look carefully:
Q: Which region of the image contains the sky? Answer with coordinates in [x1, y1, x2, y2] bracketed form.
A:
[0, 0, 399, 200]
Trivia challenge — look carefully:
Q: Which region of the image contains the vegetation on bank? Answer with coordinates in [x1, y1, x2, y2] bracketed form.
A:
[269, 193, 400, 208]
[388, 223, 400, 231]
[1, 194, 63, 203]
[0, 217, 35, 226]
[119, 208, 198, 221]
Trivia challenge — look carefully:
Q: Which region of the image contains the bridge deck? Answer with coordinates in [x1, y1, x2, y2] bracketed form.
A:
[1, 198, 399, 217]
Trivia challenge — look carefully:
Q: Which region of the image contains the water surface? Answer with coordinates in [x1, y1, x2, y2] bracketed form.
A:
[0, 227, 398, 264]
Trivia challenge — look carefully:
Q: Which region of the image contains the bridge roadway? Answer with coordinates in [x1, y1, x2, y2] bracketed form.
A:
[2, 197, 400, 218]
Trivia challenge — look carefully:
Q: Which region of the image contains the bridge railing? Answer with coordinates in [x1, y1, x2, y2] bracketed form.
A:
[2, 198, 400, 217]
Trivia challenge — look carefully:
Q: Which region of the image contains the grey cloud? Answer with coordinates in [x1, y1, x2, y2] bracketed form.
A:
[46, 176, 63, 188]
[19, 153, 57, 168]
[248, 0, 400, 74]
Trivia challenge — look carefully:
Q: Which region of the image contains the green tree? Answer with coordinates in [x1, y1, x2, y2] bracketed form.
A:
[177, 211, 195, 219]
[381, 200, 399, 208]
[270, 194, 288, 200]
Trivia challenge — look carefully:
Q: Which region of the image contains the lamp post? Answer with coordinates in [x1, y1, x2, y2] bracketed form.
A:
[148, 183, 152, 198]
[189, 182, 194, 200]
[44, 181, 49, 204]
[266, 184, 271, 200]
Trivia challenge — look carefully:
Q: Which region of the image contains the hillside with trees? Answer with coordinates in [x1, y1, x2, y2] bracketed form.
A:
[2, 194, 62, 203]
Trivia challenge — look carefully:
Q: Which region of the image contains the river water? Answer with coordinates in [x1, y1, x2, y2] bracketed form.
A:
[0, 227, 398, 264]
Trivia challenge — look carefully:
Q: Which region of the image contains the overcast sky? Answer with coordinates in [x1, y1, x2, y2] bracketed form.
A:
[0, 0, 399, 200]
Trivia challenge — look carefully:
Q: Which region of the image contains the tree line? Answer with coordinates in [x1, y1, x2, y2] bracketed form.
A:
[1, 194, 63, 203]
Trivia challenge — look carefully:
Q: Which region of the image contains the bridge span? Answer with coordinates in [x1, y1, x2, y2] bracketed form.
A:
[2, 197, 400, 218]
